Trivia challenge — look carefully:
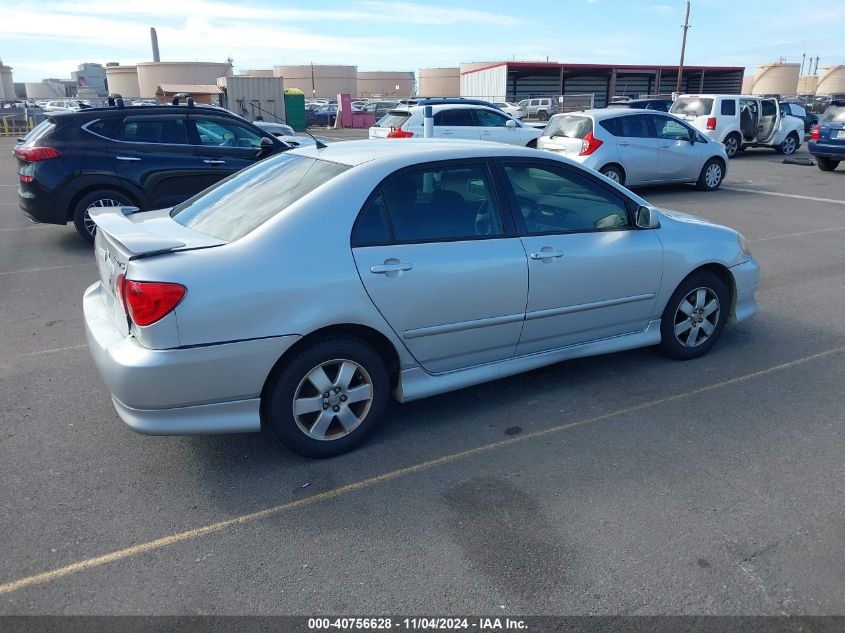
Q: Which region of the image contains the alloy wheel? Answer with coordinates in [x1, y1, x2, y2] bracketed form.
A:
[673, 287, 720, 348]
[724, 136, 738, 157]
[782, 135, 797, 155]
[292, 359, 374, 441]
[84, 198, 125, 237]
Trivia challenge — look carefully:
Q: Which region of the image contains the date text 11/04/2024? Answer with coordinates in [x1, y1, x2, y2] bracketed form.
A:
[307, 617, 528, 630]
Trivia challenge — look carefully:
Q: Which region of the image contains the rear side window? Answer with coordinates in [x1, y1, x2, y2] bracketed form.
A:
[434, 109, 475, 126]
[85, 118, 121, 139]
[376, 111, 410, 128]
[601, 114, 653, 138]
[821, 105, 845, 122]
[545, 115, 592, 139]
[115, 116, 188, 144]
[671, 97, 714, 117]
[171, 153, 349, 242]
[761, 101, 777, 117]
[721, 100, 737, 116]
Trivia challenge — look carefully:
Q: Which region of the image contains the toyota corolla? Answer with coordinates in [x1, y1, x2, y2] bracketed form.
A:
[84, 140, 759, 458]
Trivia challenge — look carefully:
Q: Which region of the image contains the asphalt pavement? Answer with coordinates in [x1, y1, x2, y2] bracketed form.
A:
[1, 135, 843, 616]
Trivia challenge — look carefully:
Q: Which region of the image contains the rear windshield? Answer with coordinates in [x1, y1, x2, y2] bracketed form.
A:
[170, 153, 349, 242]
[376, 111, 411, 128]
[821, 105, 845, 122]
[544, 115, 592, 139]
[22, 120, 55, 144]
[670, 97, 714, 117]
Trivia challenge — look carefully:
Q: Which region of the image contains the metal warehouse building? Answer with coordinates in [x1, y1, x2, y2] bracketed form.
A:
[460, 61, 745, 108]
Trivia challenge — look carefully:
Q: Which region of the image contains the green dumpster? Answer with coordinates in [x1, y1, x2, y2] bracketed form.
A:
[284, 89, 306, 132]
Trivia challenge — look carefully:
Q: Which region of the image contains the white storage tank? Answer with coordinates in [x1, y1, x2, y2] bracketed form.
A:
[0, 63, 14, 100]
[798, 75, 818, 95]
[273, 65, 356, 98]
[105, 65, 140, 99]
[750, 63, 800, 95]
[356, 71, 414, 98]
[136, 61, 233, 99]
[25, 81, 67, 99]
[817, 65, 845, 95]
[418, 67, 460, 97]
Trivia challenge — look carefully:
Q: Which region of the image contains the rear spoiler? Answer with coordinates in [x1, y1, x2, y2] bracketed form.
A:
[89, 207, 186, 256]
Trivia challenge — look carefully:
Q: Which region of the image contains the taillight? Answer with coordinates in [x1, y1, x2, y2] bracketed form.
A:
[579, 131, 603, 156]
[706, 117, 717, 130]
[386, 128, 414, 139]
[122, 280, 186, 327]
[810, 124, 820, 141]
[19, 175, 34, 183]
[14, 146, 61, 162]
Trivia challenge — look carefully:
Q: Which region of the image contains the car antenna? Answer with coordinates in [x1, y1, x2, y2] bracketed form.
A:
[250, 101, 327, 149]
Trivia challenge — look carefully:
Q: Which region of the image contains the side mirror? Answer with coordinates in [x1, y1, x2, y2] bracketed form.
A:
[505, 119, 517, 128]
[636, 206, 660, 229]
[256, 136, 275, 157]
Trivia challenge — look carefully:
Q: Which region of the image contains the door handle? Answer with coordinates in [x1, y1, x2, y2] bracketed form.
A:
[659, 143, 671, 148]
[441, 131, 453, 135]
[370, 261, 413, 274]
[530, 250, 564, 260]
[115, 156, 141, 161]
[618, 141, 630, 147]
[203, 159, 226, 165]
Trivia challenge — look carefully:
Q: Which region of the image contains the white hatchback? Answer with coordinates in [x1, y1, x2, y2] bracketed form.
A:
[670, 94, 804, 158]
[537, 109, 729, 190]
[368, 104, 542, 147]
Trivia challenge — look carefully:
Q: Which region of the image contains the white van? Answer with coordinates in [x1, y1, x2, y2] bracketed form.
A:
[670, 94, 804, 158]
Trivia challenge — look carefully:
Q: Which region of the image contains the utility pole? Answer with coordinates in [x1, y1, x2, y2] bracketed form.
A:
[675, 1, 691, 93]
[310, 62, 316, 100]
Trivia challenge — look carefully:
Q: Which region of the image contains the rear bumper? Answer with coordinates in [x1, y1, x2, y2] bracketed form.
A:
[18, 183, 66, 225]
[808, 141, 845, 159]
[730, 258, 760, 324]
[84, 282, 301, 434]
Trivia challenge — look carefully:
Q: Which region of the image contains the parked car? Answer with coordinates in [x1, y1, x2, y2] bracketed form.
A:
[537, 109, 728, 190]
[368, 104, 542, 147]
[14, 100, 290, 243]
[83, 139, 758, 458]
[41, 99, 86, 113]
[670, 94, 804, 158]
[253, 120, 328, 149]
[253, 120, 295, 137]
[779, 100, 818, 133]
[494, 102, 527, 119]
[308, 104, 338, 127]
[523, 97, 559, 121]
[809, 99, 845, 172]
[360, 101, 398, 119]
[607, 98, 674, 113]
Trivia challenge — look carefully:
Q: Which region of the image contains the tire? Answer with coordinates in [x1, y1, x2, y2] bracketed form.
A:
[776, 133, 799, 155]
[264, 337, 390, 458]
[599, 164, 625, 185]
[658, 270, 730, 360]
[817, 157, 840, 172]
[723, 133, 741, 158]
[538, 110, 549, 122]
[695, 158, 725, 191]
[72, 189, 135, 245]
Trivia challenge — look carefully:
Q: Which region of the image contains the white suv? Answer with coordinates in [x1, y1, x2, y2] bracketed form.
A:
[671, 94, 804, 158]
[368, 104, 542, 147]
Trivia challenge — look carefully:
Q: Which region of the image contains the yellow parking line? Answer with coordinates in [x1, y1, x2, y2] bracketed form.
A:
[1, 345, 843, 596]
[751, 226, 845, 242]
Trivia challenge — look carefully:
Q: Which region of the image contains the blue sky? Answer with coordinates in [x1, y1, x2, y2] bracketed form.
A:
[1, 0, 843, 82]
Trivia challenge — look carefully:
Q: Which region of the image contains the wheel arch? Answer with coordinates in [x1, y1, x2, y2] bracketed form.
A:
[599, 162, 626, 183]
[681, 262, 737, 322]
[65, 179, 147, 221]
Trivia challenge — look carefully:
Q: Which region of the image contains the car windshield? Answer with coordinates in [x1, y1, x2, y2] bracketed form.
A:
[671, 97, 714, 117]
[544, 115, 592, 139]
[170, 153, 350, 242]
[821, 105, 845, 122]
[377, 111, 411, 128]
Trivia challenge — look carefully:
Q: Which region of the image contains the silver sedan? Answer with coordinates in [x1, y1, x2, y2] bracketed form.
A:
[84, 140, 759, 458]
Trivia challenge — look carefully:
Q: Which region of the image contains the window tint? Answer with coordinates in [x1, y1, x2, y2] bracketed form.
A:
[821, 105, 845, 122]
[171, 154, 349, 242]
[377, 112, 411, 128]
[474, 109, 510, 127]
[352, 194, 391, 246]
[193, 117, 264, 149]
[115, 116, 188, 144]
[546, 115, 592, 139]
[376, 164, 504, 243]
[670, 97, 714, 117]
[761, 101, 777, 117]
[433, 109, 475, 127]
[721, 99, 737, 115]
[618, 114, 654, 138]
[503, 164, 630, 233]
[85, 118, 121, 139]
[655, 117, 693, 141]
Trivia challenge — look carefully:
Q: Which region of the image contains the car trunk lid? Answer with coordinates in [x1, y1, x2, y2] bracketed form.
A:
[369, 111, 412, 138]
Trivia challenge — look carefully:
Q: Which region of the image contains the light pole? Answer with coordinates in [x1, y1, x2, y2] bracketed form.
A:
[676, 1, 691, 94]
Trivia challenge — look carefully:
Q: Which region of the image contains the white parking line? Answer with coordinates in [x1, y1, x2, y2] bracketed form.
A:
[18, 344, 88, 357]
[752, 226, 845, 242]
[0, 184, 19, 187]
[0, 225, 57, 232]
[0, 263, 90, 276]
[723, 186, 845, 206]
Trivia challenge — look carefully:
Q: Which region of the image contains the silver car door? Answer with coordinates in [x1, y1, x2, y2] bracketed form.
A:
[351, 160, 528, 373]
[499, 160, 662, 356]
[610, 114, 662, 185]
[653, 115, 703, 181]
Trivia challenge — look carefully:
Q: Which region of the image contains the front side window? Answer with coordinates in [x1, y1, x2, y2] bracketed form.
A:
[171, 153, 349, 242]
[193, 117, 264, 149]
[502, 163, 631, 234]
[655, 117, 694, 141]
[433, 109, 475, 126]
[115, 116, 188, 144]
[474, 109, 510, 127]
[354, 163, 504, 244]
